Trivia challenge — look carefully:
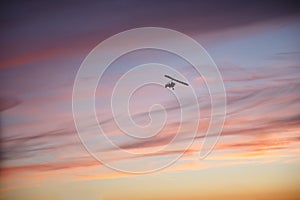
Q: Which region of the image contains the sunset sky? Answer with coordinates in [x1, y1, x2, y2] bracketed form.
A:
[1, 1, 300, 200]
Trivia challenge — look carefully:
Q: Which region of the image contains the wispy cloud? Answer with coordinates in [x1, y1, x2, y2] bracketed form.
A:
[0, 97, 21, 112]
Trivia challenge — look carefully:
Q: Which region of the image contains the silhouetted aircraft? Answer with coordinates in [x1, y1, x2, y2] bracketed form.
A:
[164, 75, 189, 90]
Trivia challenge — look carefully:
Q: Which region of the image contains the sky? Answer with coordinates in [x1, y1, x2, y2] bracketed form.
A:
[1, 1, 300, 199]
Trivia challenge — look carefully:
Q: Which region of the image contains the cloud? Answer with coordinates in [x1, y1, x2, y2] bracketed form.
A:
[1, 126, 79, 161]
[0, 97, 21, 112]
[0, 158, 100, 174]
[2, 61, 299, 179]
[108, 134, 176, 150]
[268, 51, 300, 60]
[1, 1, 299, 71]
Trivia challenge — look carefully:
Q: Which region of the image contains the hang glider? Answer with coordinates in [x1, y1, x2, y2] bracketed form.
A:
[164, 75, 189, 90]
